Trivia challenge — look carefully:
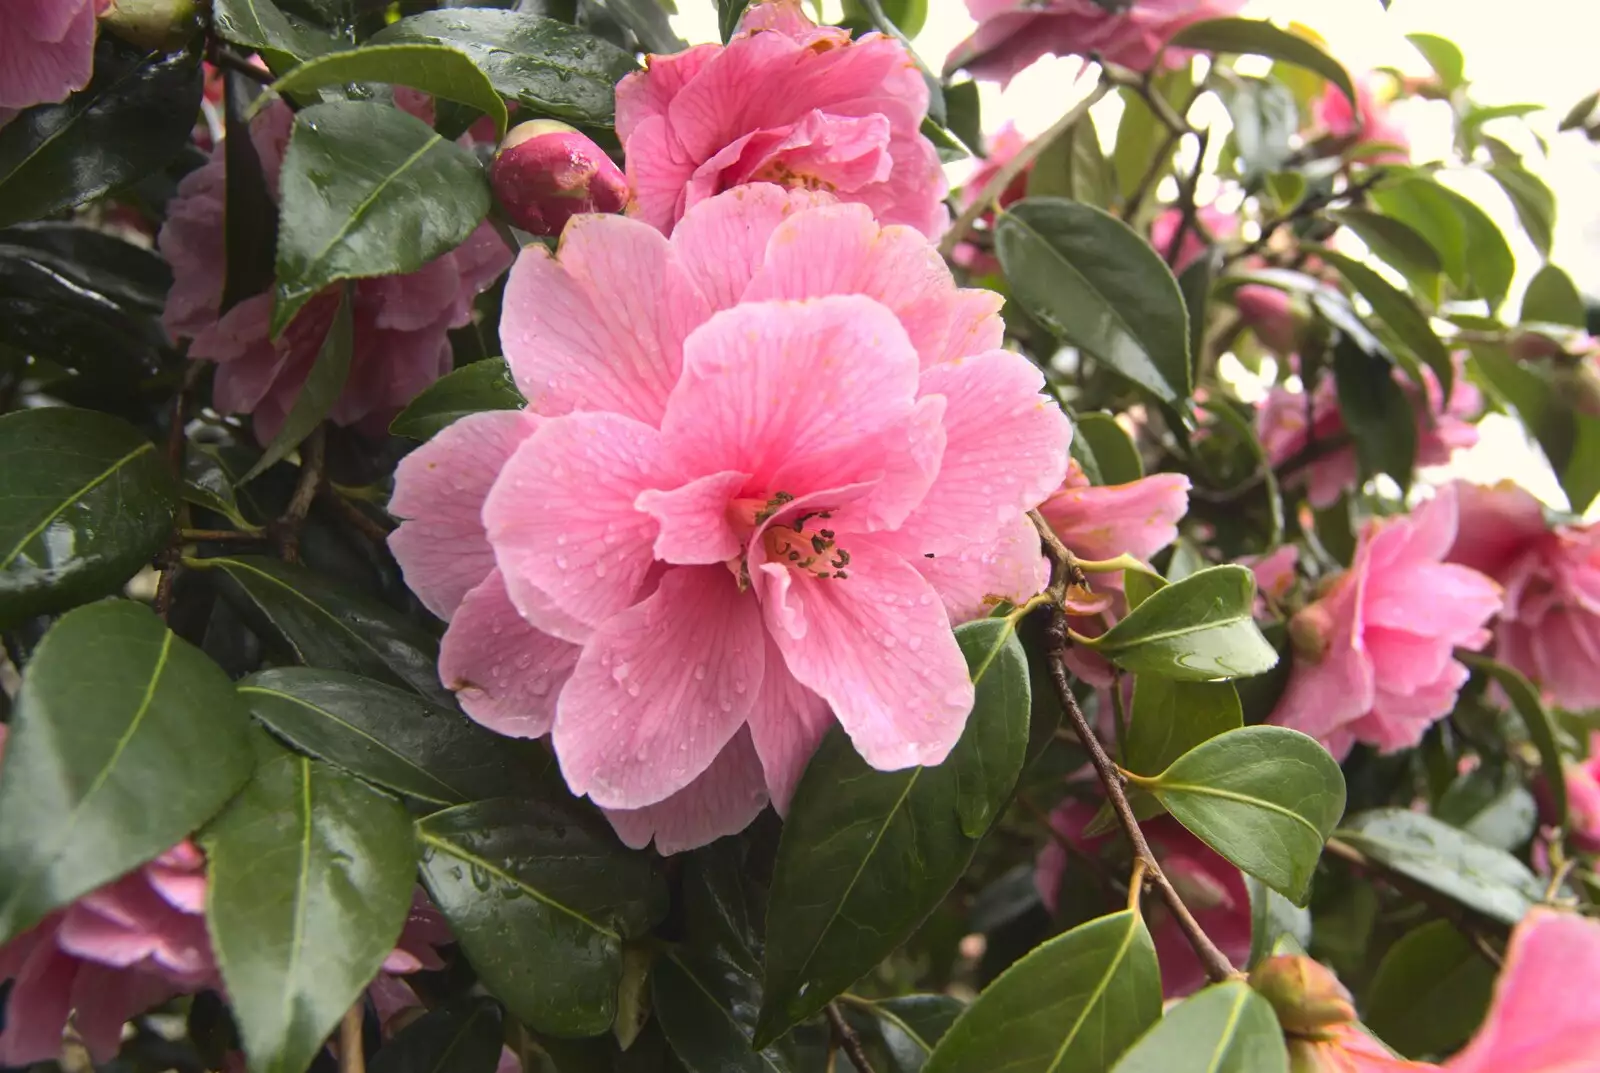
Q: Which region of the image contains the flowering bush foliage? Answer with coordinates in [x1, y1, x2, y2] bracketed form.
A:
[0, 1, 1598, 1072]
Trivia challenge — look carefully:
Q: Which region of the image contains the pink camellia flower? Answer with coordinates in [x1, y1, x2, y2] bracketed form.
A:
[388, 184, 1072, 853]
[1269, 486, 1503, 759]
[1246, 543, 1301, 609]
[490, 119, 629, 237]
[615, 0, 947, 239]
[947, 0, 1246, 88]
[1317, 75, 1410, 164]
[952, 123, 1028, 276]
[1036, 799, 1251, 998]
[1038, 458, 1191, 564]
[158, 99, 512, 442]
[1150, 204, 1237, 273]
[0, 0, 110, 122]
[1257, 359, 1481, 509]
[1446, 480, 1600, 712]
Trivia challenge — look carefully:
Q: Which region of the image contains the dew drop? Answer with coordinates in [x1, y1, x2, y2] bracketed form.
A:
[692, 665, 707, 681]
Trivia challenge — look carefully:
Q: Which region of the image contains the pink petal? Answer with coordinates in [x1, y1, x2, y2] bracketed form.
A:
[0, 933, 76, 1066]
[669, 183, 834, 312]
[1039, 472, 1192, 563]
[744, 632, 833, 813]
[636, 470, 752, 565]
[1447, 480, 1548, 577]
[69, 964, 178, 1062]
[622, 113, 698, 234]
[1363, 626, 1454, 694]
[615, 44, 720, 143]
[757, 538, 972, 770]
[439, 570, 581, 738]
[389, 409, 544, 620]
[1363, 563, 1502, 641]
[553, 566, 765, 808]
[901, 512, 1049, 625]
[604, 728, 770, 854]
[484, 412, 666, 630]
[0, 0, 97, 110]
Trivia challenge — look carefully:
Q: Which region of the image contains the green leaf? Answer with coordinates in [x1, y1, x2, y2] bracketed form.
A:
[1133, 726, 1345, 904]
[196, 555, 449, 704]
[997, 198, 1190, 403]
[1080, 565, 1278, 680]
[1362, 920, 1495, 1059]
[1327, 208, 1443, 301]
[212, 0, 340, 71]
[1178, 250, 1217, 383]
[1125, 677, 1242, 778]
[418, 797, 668, 1037]
[1437, 184, 1515, 312]
[369, 998, 505, 1073]
[205, 745, 417, 1073]
[842, 996, 964, 1073]
[1319, 249, 1452, 401]
[1264, 172, 1307, 214]
[239, 667, 545, 806]
[1075, 412, 1143, 485]
[371, 10, 638, 126]
[1, 220, 173, 314]
[1471, 343, 1600, 513]
[1460, 654, 1567, 829]
[184, 445, 262, 534]
[1168, 19, 1356, 107]
[1110, 981, 1288, 1073]
[756, 617, 1030, 1044]
[0, 601, 255, 942]
[0, 408, 180, 628]
[1488, 165, 1556, 259]
[1519, 264, 1585, 327]
[1027, 117, 1114, 209]
[596, 0, 688, 54]
[719, 0, 752, 42]
[1219, 76, 1297, 179]
[1335, 808, 1543, 925]
[1406, 33, 1465, 91]
[390, 358, 525, 439]
[1331, 333, 1416, 493]
[246, 287, 352, 481]
[943, 81, 983, 162]
[272, 101, 490, 335]
[1560, 90, 1600, 132]
[268, 44, 510, 140]
[922, 910, 1160, 1073]
[0, 38, 202, 228]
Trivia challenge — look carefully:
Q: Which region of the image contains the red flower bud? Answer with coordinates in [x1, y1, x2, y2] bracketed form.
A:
[1249, 955, 1358, 1039]
[490, 119, 629, 237]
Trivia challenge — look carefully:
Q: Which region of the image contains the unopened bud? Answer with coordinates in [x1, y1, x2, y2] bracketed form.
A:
[490, 120, 629, 237]
[99, 0, 202, 51]
[1288, 603, 1334, 663]
[1249, 955, 1357, 1039]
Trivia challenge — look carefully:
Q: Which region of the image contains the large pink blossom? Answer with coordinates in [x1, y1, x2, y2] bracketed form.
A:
[388, 184, 1071, 853]
[1446, 480, 1600, 712]
[615, 0, 946, 239]
[1269, 487, 1502, 759]
[1035, 799, 1251, 998]
[1258, 359, 1481, 509]
[0, 0, 109, 122]
[947, 0, 1246, 87]
[1317, 75, 1410, 164]
[158, 98, 512, 442]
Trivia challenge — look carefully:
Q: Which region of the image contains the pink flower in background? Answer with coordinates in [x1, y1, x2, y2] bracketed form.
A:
[389, 185, 1071, 853]
[1269, 487, 1502, 759]
[1246, 544, 1300, 607]
[1038, 459, 1191, 563]
[1549, 747, 1600, 852]
[1446, 480, 1600, 712]
[1150, 204, 1237, 274]
[1233, 284, 1299, 354]
[1257, 359, 1481, 509]
[158, 99, 512, 443]
[0, 0, 109, 121]
[947, 0, 1246, 87]
[952, 124, 1028, 276]
[1318, 75, 1410, 163]
[1035, 799, 1251, 998]
[1150, 207, 1300, 352]
[616, 0, 946, 238]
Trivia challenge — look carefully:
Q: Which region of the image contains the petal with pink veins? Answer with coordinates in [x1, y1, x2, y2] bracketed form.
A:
[637, 470, 753, 565]
[745, 632, 833, 813]
[604, 728, 770, 855]
[669, 183, 835, 311]
[898, 512, 1049, 625]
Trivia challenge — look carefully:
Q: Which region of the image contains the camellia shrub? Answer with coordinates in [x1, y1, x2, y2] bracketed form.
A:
[4, 0, 1600, 1070]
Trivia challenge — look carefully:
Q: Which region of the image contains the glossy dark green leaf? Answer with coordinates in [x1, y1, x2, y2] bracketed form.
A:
[205, 745, 417, 1073]
[0, 408, 179, 627]
[654, 946, 793, 1073]
[370, 998, 505, 1073]
[1406, 33, 1464, 91]
[1471, 342, 1600, 513]
[1027, 118, 1113, 208]
[1488, 164, 1556, 259]
[719, 0, 753, 42]
[1168, 18, 1355, 106]
[996, 198, 1190, 403]
[390, 358, 525, 440]
[239, 667, 543, 805]
[598, 0, 687, 53]
[247, 288, 352, 481]
[1519, 264, 1585, 327]
[1320, 249, 1452, 401]
[755, 617, 1030, 1044]
[1335, 808, 1543, 925]
[1133, 726, 1345, 904]
[212, 0, 340, 70]
[418, 797, 668, 1037]
[1461, 654, 1566, 827]
[183, 445, 261, 534]
[1331, 334, 1416, 493]
[1220, 76, 1296, 179]
[841, 996, 964, 1073]
[198, 554, 449, 704]
[371, 10, 638, 125]
[1362, 920, 1495, 1059]
[1178, 248, 1217, 382]
[269, 44, 509, 140]
[1327, 208, 1443, 300]
[1111, 981, 1288, 1073]
[1080, 565, 1278, 680]
[922, 910, 1160, 1073]
[1124, 677, 1242, 778]
[1437, 184, 1515, 312]
[0, 601, 254, 941]
[0, 221, 173, 313]
[1075, 412, 1143, 485]
[272, 101, 490, 335]
[943, 81, 983, 160]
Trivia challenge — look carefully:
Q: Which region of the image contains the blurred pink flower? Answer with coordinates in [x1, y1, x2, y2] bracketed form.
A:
[158, 98, 512, 443]
[1038, 458, 1190, 563]
[1269, 486, 1502, 759]
[1035, 798, 1251, 998]
[952, 123, 1029, 276]
[1150, 204, 1237, 273]
[1317, 76, 1410, 164]
[947, 0, 1246, 87]
[1257, 358, 1481, 509]
[0, 0, 109, 121]
[1151, 207, 1300, 352]
[388, 185, 1071, 853]
[615, 0, 946, 238]
[1447, 480, 1600, 712]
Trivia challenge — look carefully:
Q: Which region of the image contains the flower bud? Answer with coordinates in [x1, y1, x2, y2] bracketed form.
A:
[1288, 603, 1335, 663]
[99, 0, 202, 51]
[1249, 955, 1357, 1039]
[490, 119, 629, 237]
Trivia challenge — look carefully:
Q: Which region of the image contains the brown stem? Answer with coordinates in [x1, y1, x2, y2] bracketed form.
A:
[181, 528, 269, 543]
[1121, 83, 1207, 222]
[153, 556, 181, 621]
[211, 47, 274, 85]
[1222, 171, 1388, 268]
[275, 426, 326, 564]
[1161, 128, 1212, 266]
[825, 1003, 877, 1073]
[319, 487, 393, 547]
[338, 1004, 365, 1073]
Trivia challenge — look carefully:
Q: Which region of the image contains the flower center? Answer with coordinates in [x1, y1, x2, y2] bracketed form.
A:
[726, 492, 852, 587]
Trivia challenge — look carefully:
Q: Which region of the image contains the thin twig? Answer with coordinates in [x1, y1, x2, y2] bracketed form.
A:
[1222, 171, 1388, 267]
[275, 426, 326, 564]
[338, 1004, 365, 1073]
[211, 47, 274, 85]
[825, 1003, 877, 1073]
[319, 487, 393, 546]
[1122, 83, 1207, 221]
[181, 528, 270, 543]
[153, 557, 180, 622]
[1162, 128, 1212, 266]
